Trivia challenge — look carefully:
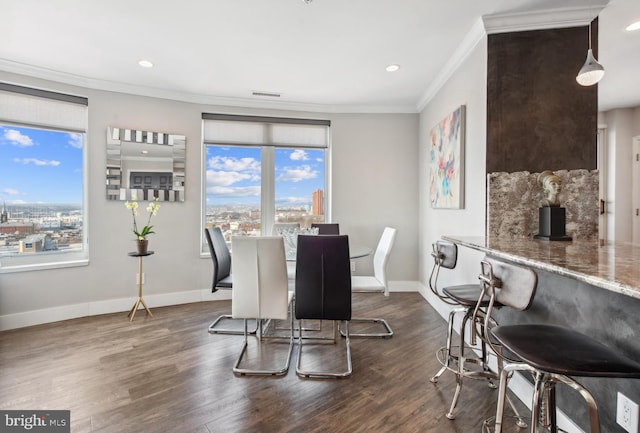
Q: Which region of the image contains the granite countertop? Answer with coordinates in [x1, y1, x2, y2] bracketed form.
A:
[441, 235, 640, 300]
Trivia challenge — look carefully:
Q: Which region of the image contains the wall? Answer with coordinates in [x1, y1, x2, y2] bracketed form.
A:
[486, 26, 598, 173]
[329, 114, 419, 284]
[419, 36, 488, 297]
[0, 71, 419, 329]
[601, 107, 639, 242]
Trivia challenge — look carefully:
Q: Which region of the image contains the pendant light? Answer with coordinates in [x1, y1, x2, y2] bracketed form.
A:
[576, 22, 605, 86]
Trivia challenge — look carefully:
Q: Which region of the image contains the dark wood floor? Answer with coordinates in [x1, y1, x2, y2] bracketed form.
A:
[0, 293, 528, 433]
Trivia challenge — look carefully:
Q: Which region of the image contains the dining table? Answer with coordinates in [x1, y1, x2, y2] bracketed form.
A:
[285, 243, 372, 261]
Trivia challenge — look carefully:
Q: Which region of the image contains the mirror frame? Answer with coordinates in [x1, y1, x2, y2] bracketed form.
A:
[106, 127, 185, 202]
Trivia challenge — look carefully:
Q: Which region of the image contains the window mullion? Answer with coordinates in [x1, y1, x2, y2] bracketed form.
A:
[261, 146, 275, 236]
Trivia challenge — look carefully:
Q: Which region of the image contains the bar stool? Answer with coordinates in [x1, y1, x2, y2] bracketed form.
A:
[428, 241, 526, 425]
[475, 258, 640, 433]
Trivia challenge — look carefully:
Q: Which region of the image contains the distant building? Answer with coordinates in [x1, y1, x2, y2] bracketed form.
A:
[19, 234, 58, 253]
[0, 222, 35, 235]
[312, 189, 323, 216]
[1, 202, 7, 224]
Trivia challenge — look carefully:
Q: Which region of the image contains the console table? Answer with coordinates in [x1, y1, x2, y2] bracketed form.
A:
[127, 251, 154, 321]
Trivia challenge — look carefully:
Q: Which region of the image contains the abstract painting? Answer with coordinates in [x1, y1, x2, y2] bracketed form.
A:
[429, 105, 465, 209]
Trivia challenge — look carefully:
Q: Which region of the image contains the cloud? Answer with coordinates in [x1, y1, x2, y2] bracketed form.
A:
[206, 169, 254, 187]
[3, 129, 34, 147]
[68, 133, 83, 149]
[290, 149, 309, 161]
[3, 188, 20, 196]
[208, 156, 260, 173]
[206, 185, 261, 198]
[277, 165, 318, 182]
[14, 158, 61, 166]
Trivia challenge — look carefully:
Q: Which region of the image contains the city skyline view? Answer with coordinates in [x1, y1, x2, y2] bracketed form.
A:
[0, 124, 83, 205]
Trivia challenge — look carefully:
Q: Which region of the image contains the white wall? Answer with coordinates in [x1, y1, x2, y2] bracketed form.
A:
[329, 114, 419, 283]
[0, 71, 419, 330]
[418, 36, 488, 299]
[601, 107, 639, 242]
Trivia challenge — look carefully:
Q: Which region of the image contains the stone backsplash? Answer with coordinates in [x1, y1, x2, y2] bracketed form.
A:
[487, 169, 599, 240]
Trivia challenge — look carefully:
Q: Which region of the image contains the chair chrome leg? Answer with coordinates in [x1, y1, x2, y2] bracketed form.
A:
[208, 314, 259, 335]
[339, 317, 393, 338]
[296, 320, 352, 379]
[232, 304, 295, 376]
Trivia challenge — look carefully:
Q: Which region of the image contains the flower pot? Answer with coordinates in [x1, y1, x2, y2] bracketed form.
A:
[137, 239, 149, 254]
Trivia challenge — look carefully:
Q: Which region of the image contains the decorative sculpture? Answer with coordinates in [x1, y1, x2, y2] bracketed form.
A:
[538, 170, 562, 207]
[535, 170, 572, 241]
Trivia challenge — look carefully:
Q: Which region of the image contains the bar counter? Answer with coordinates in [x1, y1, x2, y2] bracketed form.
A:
[441, 235, 640, 432]
[441, 235, 640, 300]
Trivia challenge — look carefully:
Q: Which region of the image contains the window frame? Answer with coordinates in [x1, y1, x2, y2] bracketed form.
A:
[0, 84, 89, 273]
[201, 114, 331, 254]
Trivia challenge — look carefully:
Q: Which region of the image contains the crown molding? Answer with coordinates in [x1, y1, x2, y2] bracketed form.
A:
[415, 4, 609, 112]
[0, 59, 417, 114]
[416, 18, 486, 112]
[482, 5, 607, 34]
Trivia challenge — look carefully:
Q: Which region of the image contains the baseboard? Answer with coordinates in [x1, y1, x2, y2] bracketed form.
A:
[0, 289, 231, 331]
[0, 280, 420, 331]
[417, 282, 585, 433]
[388, 280, 420, 293]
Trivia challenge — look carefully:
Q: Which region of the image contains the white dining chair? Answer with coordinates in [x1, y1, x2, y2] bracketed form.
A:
[231, 236, 294, 376]
[348, 226, 397, 338]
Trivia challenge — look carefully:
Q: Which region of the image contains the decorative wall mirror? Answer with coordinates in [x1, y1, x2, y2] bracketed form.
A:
[106, 127, 185, 202]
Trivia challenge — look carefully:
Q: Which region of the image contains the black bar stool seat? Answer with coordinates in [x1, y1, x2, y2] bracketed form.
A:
[443, 284, 504, 308]
[493, 324, 640, 378]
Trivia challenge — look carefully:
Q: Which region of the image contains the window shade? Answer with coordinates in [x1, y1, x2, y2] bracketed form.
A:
[202, 113, 329, 148]
[0, 83, 88, 132]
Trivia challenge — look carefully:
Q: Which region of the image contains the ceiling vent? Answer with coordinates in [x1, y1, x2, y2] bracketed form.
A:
[252, 91, 281, 98]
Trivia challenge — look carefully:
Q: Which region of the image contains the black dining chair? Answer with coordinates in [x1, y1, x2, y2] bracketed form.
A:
[295, 234, 352, 378]
[205, 227, 257, 335]
[311, 223, 340, 235]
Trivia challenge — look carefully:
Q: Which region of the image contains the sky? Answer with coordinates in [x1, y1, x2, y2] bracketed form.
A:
[0, 124, 83, 205]
[206, 146, 325, 207]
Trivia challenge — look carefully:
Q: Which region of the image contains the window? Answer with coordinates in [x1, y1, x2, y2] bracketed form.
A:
[202, 114, 330, 246]
[0, 83, 88, 272]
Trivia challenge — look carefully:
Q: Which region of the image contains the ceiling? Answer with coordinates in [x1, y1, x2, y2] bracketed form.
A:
[1, 0, 638, 113]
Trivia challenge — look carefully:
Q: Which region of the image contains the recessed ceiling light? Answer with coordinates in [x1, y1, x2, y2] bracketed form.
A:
[138, 60, 153, 68]
[385, 64, 400, 72]
[626, 21, 640, 31]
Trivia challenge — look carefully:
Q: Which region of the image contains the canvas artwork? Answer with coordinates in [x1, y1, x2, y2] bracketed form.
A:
[429, 105, 465, 209]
